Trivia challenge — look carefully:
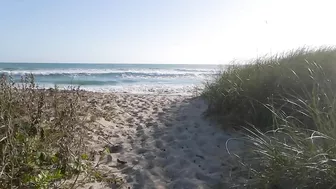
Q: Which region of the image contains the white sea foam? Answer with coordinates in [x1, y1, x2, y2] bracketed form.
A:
[1, 64, 217, 95]
[0, 68, 217, 76]
[36, 83, 202, 95]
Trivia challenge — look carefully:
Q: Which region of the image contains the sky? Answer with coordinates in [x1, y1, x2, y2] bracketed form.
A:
[0, 0, 335, 64]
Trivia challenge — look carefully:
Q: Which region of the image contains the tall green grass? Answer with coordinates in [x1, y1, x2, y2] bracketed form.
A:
[203, 47, 336, 188]
[204, 47, 336, 130]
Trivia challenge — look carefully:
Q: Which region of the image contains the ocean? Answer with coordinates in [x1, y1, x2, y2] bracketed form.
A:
[0, 63, 221, 95]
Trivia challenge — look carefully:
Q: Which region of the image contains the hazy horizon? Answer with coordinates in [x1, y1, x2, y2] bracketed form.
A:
[1, 0, 335, 64]
[0, 62, 221, 65]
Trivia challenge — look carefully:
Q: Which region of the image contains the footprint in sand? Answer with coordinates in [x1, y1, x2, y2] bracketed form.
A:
[162, 135, 174, 143]
[138, 115, 144, 120]
[131, 111, 139, 117]
[146, 117, 154, 122]
[153, 157, 169, 168]
[140, 135, 149, 142]
[176, 126, 185, 133]
[104, 154, 113, 164]
[207, 164, 223, 174]
[195, 137, 207, 146]
[146, 161, 155, 169]
[195, 172, 219, 185]
[164, 164, 182, 180]
[168, 179, 200, 189]
[157, 150, 169, 159]
[126, 176, 134, 183]
[136, 124, 143, 131]
[164, 122, 173, 127]
[177, 158, 191, 169]
[183, 149, 197, 159]
[136, 129, 145, 136]
[176, 133, 189, 141]
[106, 144, 123, 153]
[152, 130, 163, 138]
[112, 133, 120, 138]
[194, 122, 200, 128]
[165, 155, 177, 165]
[133, 170, 146, 185]
[143, 152, 156, 161]
[146, 122, 154, 127]
[149, 167, 163, 177]
[136, 148, 148, 154]
[176, 115, 188, 121]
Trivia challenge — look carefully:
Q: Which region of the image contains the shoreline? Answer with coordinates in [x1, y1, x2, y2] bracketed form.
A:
[37, 86, 202, 97]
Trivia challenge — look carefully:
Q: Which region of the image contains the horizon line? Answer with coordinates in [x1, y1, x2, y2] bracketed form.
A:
[0, 62, 224, 65]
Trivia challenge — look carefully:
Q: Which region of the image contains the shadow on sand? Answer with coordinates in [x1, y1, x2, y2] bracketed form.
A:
[113, 95, 240, 189]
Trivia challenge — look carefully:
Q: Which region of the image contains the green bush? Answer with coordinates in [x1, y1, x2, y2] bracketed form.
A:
[0, 74, 88, 188]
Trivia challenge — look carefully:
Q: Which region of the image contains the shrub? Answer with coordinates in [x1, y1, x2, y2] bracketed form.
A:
[0, 74, 88, 188]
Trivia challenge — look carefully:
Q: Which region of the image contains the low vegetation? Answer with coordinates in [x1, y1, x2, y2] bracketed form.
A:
[0, 75, 121, 188]
[0, 74, 88, 188]
[203, 47, 336, 188]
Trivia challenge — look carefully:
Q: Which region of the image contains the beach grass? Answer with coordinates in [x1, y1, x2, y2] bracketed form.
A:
[0, 74, 93, 188]
[203, 47, 336, 188]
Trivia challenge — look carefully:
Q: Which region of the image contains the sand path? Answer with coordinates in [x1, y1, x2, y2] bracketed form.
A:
[80, 94, 242, 189]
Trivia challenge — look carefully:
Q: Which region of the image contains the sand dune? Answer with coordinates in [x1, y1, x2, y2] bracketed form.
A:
[78, 93, 243, 189]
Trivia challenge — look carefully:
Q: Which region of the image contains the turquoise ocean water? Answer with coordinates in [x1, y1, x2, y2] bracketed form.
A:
[0, 63, 220, 94]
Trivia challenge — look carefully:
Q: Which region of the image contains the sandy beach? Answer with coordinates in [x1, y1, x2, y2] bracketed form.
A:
[75, 92, 243, 189]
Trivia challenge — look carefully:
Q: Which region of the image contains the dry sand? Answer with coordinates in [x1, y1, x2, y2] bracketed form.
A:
[77, 92, 243, 189]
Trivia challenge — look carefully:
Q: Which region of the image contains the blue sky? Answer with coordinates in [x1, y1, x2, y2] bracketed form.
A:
[0, 0, 335, 64]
